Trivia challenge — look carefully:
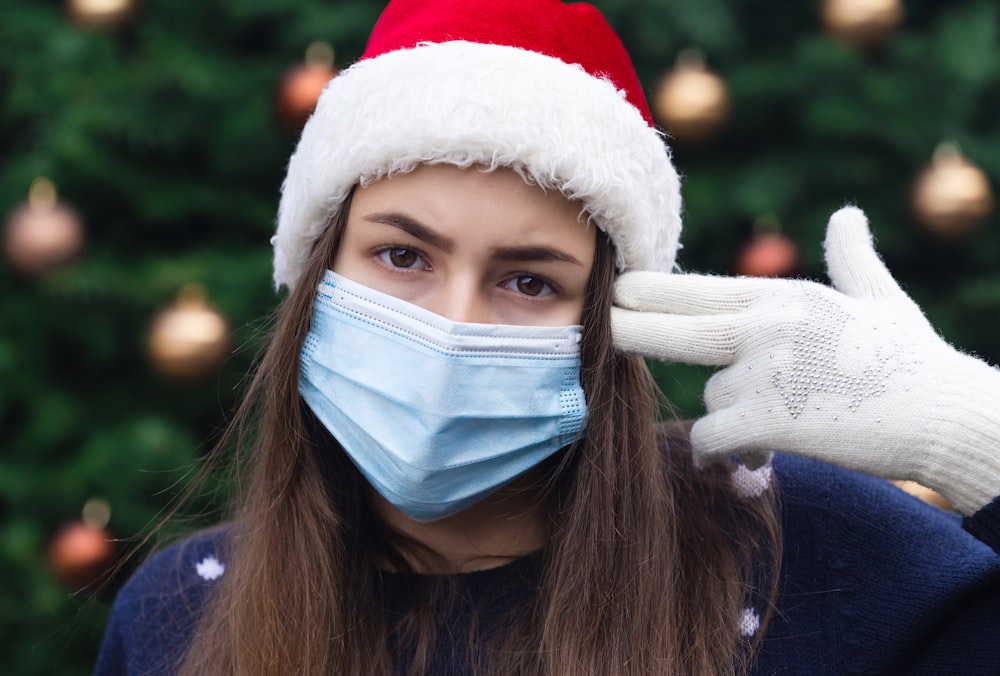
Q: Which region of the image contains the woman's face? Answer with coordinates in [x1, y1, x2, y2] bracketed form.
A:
[333, 164, 596, 326]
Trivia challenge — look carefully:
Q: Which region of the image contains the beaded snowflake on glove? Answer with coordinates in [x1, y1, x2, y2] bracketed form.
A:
[612, 206, 1000, 515]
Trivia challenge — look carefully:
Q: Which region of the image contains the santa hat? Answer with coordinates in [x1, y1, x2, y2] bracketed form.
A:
[273, 0, 682, 290]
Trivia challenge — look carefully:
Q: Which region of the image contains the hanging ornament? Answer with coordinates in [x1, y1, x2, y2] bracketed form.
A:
[82, 496, 113, 530]
[891, 480, 953, 511]
[821, 0, 904, 46]
[734, 216, 799, 278]
[652, 48, 731, 144]
[3, 177, 85, 276]
[147, 284, 231, 380]
[277, 42, 338, 131]
[912, 143, 994, 237]
[48, 498, 115, 588]
[66, 0, 137, 29]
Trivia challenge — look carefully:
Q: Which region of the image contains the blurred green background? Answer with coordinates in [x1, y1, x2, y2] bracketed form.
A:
[2, 0, 999, 673]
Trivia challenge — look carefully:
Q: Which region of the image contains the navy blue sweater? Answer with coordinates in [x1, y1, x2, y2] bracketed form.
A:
[94, 455, 1000, 675]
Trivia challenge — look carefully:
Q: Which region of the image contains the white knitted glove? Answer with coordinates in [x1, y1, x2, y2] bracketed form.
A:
[612, 206, 1000, 515]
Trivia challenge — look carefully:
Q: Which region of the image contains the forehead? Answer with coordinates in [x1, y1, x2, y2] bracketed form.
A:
[357, 163, 570, 206]
[349, 164, 596, 249]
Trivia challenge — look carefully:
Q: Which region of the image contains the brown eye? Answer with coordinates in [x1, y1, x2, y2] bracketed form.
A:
[513, 276, 549, 297]
[385, 248, 418, 268]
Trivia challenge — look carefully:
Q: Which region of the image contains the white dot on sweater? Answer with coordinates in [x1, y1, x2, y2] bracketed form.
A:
[739, 607, 760, 637]
[195, 555, 225, 581]
[731, 464, 773, 498]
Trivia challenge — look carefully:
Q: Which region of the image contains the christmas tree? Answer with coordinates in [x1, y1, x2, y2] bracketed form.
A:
[1, 1, 997, 673]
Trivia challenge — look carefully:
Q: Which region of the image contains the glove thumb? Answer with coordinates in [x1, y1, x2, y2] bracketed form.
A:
[824, 206, 903, 300]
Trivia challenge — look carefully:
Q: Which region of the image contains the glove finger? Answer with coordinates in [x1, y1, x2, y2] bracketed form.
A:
[701, 372, 775, 469]
[611, 307, 742, 366]
[702, 367, 740, 412]
[614, 271, 774, 315]
[689, 407, 777, 468]
[823, 206, 904, 300]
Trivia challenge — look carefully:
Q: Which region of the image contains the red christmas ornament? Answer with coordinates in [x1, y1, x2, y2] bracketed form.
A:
[48, 521, 116, 588]
[277, 42, 338, 131]
[3, 178, 85, 276]
[735, 232, 799, 278]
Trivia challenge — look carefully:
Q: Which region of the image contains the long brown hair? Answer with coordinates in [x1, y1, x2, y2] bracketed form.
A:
[178, 188, 782, 675]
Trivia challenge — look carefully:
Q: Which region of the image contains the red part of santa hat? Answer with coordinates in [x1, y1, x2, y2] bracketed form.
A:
[274, 0, 682, 290]
[362, 0, 654, 125]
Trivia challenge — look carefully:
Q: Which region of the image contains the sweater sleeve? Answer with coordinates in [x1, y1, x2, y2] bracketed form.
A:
[754, 455, 1000, 675]
[92, 529, 228, 676]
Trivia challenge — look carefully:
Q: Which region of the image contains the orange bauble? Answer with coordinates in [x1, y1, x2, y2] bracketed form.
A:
[653, 49, 730, 144]
[48, 522, 116, 588]
[821, 0, 904, 45]
[3, 178, 85, 276]
[147, 284, 230, 380]
[735, 233, 799, 278]
[912, 143, 994, 237]
[277, 42, 338, 131]
[892, 480, 953, 511]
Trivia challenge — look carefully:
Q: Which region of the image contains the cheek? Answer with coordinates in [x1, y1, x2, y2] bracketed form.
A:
[494, 295, 587, 327]
[332, 252, 421, 303]
[330, 242, 369, 281]
[330, 223, 382, 281]
[331, 235, 388, 294]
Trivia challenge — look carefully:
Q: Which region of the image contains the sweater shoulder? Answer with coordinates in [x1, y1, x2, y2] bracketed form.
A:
[772, 453, 997, 563]
[93, 527, 229, 676]
[761, 454, 1000, 674]
[123, 526, 229, 596]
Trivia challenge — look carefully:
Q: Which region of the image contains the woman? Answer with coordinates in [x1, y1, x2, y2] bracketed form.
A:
[96, 0, 1000, 674]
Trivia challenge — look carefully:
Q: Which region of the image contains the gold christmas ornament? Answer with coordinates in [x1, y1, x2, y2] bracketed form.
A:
[277, 42, 339, 131]
[891, 480, 953, 512]
[82, 496, 112, 530]
[147, 284, 231, 380]
[821, 0, 904, 45]
[66, 0, 137, 29]
[652, 49, 731, 143]
[3, 177, 85, 276]
[912, 143, 994, 237]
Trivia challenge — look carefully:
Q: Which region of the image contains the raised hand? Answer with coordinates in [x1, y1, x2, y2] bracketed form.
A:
[612, 206, 1000, 514]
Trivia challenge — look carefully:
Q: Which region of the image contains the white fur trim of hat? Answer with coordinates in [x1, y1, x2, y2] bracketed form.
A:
[273, 40, 682, 290]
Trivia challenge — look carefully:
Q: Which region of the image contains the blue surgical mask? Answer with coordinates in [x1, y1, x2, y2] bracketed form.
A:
[299, 271, 588, 522]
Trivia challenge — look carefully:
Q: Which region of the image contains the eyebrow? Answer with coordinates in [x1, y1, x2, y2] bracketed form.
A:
[363, 212, 454, 252]
[362, 211, 584, 267]
[491, 245, 583, 266]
